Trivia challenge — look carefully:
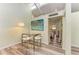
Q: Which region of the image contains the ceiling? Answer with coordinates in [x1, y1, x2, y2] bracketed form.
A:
[71, 3, 79, 12]
[32, 3, 79, 17]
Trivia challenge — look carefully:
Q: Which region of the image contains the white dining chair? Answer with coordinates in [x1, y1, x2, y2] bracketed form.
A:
[34, 34, 42, 47]
[21, 33, 33, 48]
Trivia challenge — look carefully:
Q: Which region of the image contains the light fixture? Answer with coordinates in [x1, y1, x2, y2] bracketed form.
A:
[52, 25, 56, 30]
[17, 22, 24, 27]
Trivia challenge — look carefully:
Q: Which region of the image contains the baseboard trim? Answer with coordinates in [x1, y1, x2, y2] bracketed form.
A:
[72, 45, 79, 48]
[0, 42, 21, 50]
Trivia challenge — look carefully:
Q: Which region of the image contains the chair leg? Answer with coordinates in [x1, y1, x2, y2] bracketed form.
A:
[37, 41, 39, 46]
[33, 39, 35, 51]
[21, 39, 23, 46]
[40, 39, 41, 47]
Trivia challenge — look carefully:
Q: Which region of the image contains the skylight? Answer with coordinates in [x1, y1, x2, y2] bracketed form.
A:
[31, 5, 36, 10]
[31, 3, 47, 10]
[39, 3, 47, 6]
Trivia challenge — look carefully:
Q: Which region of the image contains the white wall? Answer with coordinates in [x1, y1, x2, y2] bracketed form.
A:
[30, 15, 49, 44]
[0, 3, 32, 49]
[71, 12, 79, 47]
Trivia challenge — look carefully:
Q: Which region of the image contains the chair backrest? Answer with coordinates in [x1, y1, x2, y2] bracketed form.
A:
[21, 33, 33, 40]
[22, 33, 30, 38]
[34, 34, 42, 39]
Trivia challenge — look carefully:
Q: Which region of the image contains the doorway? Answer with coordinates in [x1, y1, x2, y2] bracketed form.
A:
[48, 16, 63, 48]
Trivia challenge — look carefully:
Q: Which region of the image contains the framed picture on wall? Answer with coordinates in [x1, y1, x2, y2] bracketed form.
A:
[31, 19, 44, 31]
